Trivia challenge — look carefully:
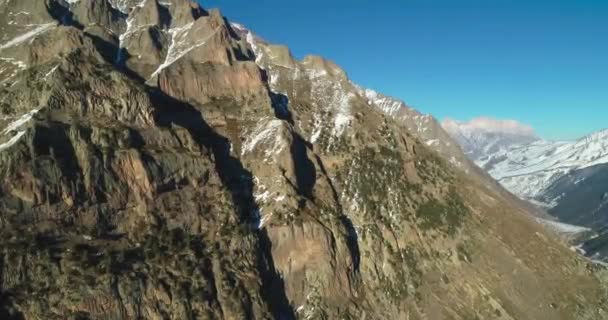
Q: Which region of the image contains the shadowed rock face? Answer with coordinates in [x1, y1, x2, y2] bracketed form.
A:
[0, 1, 606, 319]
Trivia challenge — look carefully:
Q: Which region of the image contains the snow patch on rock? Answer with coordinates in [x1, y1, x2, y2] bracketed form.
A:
[241, 119, 287, 162]
[2, 108, 40, 134]
[149, 23, 220, 79]
[43, 64, 59, 80]
[0, 23, 54, 50]
[0, 130, 26, 151]
[0, 108, 41, 152]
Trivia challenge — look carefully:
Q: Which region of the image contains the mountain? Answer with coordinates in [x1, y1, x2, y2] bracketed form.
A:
[0, 1, 607, 319]
[442, 117, 540, 162]
[537, 161, 608, 228]
[443, 119, 608, 261]
[482, 129, 608, 202]
[443, 120, 608, 216]
[540, 162, 608, 263]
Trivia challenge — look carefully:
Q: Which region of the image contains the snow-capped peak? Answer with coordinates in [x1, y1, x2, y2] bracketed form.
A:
[445, 121, 608, 204]
[577, 128, 608, 144]
[442, 117, 540, 161]
[442, 117, 537, 137]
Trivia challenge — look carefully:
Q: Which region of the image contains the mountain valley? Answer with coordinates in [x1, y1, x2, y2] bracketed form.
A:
[444, 118, 608, 263]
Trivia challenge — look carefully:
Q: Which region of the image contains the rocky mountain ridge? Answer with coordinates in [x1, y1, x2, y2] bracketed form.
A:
[0, 1, 606, 319]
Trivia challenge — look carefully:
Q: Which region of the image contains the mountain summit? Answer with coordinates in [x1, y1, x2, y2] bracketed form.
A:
[442, 117, 540, 161]
[0, 1, 606, 319]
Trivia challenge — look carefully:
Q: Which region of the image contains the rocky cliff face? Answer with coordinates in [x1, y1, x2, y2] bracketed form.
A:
[0, 1, 606, 319]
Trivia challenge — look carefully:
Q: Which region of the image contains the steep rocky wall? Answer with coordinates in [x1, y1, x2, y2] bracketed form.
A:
[0, 1, 605, 319]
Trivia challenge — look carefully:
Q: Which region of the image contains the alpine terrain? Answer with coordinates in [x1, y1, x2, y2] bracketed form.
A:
[0, 1, 607, 319]
[443, 118, 608, 262]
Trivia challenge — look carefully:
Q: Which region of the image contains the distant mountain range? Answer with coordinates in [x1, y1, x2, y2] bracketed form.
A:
[444, 118, 608, 261]
[442, 117, 540, 162]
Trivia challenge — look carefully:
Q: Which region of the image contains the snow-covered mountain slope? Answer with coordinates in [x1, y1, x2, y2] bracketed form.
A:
[539, 163, 608, 228]
[445, 119, 608, 261]
[444, 118, 608, 202]
[442, 117, 540, 161]
[481, 129, 608, 202]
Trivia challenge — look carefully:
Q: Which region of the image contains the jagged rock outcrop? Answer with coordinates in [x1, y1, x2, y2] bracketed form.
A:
[0, 1, 606, 319]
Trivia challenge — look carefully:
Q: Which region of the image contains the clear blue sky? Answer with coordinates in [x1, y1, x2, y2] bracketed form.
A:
[201, 0, 608, 140]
